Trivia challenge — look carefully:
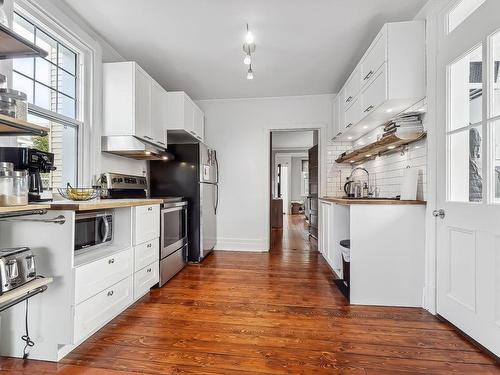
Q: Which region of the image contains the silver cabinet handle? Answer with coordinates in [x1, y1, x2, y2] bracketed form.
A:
[364, 105, 374, 113]
[107, 290, 114, 297]
[363, 70, 374, 81]
[147, 243, 152, 248]
[148, 207, 153, 211]
[345, 96, 353, 103]
[432, 209, 445, 219]
[346, 123, 353, 128]
[336, 132, 342, 136]
[143, 135, 153, 140]
[108, 258, 115, 264]
[147, 268, 152, 273]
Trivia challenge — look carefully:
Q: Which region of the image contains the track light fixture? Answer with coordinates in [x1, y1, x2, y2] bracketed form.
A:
[243, 24, 256, 79]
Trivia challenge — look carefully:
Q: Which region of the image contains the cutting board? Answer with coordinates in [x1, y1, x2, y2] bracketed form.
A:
[401, 167, 419, 200]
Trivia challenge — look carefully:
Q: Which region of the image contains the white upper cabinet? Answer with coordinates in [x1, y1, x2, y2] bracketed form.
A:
[103, 61, 168, 147]
[150, 80, 168, 146]
[332, 21, 425, 141]
[166, 91, 205, 142]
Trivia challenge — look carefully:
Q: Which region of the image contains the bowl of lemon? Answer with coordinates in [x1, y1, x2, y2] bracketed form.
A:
[58, 184, 99, 201]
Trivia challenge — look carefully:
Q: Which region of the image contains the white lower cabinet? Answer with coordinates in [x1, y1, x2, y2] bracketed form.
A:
[74, 276, 133, 343]
[133, 205, 160, 246]
[134, 260, 159, 300]
[134, 239, 159, 272]
[75, 247, 133, 304]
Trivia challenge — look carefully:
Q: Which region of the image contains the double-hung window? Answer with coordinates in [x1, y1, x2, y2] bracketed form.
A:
[11, 10, 82, 189]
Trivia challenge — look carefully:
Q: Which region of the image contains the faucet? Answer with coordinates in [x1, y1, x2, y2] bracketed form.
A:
[349, 167, 370, 187]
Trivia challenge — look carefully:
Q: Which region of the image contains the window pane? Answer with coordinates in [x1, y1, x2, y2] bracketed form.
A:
[491, 31, 500, 118]
[58, 68, 75, 98]
[59, 45, 76, 75]
[448, 126, 483, 202]
[13, 13, 34, 43]
[12, 72, 34, 103]
[17, 115, 78, 189]
[36, 30, 58, 63]
[35, 58, 57, 88]
[57, 94, 76, 119]
[34, 82, 57, 111]
[448, 0, 486, 33]
[13, 58, 34, 78]
[449, 45, 483, 131]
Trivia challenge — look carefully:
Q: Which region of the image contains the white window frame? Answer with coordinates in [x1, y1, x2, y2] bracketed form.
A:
[7, 0, 102, 186]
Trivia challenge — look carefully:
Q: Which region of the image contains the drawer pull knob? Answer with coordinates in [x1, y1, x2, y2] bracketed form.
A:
[346, 96, 353, 103]
[108, 258, 115, 264]
[147, 268, 152, 273]
[107, 290, 114, 297]
[148, 207, 153, 211]
[364, 105, 374, 113]
[346, 123, 353, 128]
[147, 243, 152, 248]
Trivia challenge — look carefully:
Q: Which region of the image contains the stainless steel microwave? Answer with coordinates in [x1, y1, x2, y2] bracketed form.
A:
[74, 211, 113, 253]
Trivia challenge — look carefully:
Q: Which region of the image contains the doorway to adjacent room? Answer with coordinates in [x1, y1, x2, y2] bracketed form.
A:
[270, 130, 318, 251]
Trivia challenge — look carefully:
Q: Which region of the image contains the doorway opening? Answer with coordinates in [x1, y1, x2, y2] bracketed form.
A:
[270, 130, 318, 251]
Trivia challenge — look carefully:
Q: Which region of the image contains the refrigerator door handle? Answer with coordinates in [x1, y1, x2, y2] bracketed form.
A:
[215, 151, 219, 184]
[215, 184, 219, 215]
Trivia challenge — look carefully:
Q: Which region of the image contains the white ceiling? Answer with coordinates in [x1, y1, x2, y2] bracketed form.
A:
[63, 0, 427, 100]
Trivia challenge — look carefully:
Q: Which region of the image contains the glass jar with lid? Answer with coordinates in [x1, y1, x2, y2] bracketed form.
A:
[12, 170, 29, 206]
[0, 162, 14, 207]
[0, 88, 28, 120]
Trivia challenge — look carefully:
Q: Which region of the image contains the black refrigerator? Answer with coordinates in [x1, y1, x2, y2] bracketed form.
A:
[149, 143, 218, 262]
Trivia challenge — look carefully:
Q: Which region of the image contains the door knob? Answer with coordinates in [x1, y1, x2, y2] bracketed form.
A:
[432, 209, 445, 219]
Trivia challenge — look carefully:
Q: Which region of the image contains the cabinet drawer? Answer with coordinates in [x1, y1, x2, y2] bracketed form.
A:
[361, 31, 386, 88]
[344, 66, 361, 110]
[360, 66, 387, 118]
[133, 204, 159, 245]
[344, 98, 361, 129]
[134, 238, 159, 272]
[74, 276, 133, 343]
[134, 260, 159, 300]
[75, 247, 133, 304]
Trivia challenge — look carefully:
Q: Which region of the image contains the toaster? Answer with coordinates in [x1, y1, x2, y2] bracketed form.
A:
[0, 247, 36, 295]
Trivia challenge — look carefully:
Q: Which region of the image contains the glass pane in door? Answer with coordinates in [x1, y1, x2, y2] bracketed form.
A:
[448, 126, 483, 202]
[449, 45, 483, 131]
[491, 30, 500, 118]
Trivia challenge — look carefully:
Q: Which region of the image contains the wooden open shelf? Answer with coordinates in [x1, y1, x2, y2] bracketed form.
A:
[336, 132, 427, 164]
[0, 22, 47, 60]
[0, 113, 48, 136]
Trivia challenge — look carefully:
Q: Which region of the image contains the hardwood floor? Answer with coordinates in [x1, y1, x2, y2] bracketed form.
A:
[1, 214, 499, 374]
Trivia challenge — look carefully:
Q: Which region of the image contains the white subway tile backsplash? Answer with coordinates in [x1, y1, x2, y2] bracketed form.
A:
[326, 138, 427, 200]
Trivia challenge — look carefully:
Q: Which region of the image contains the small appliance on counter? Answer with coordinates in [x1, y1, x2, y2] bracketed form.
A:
[0, 147, 56, 202]
[0, 247, 36, 295]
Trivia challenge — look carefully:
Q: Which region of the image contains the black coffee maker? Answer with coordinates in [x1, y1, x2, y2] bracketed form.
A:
[0, 147, 56, 202]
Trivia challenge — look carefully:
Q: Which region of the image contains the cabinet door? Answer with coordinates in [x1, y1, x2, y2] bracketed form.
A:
[183, 95, 195, 135]
[361, 30, 387, 88]
[360, 67, 387, 119]
[133, 205, 160, 245]
[330, 95, 341, 140]
[193, 105, 204, 141]
[134, 66, 152, 140]
[134, 260, 159, 300]
[344, 65, 361, 110]
[151, 80, 168, 146]
[344, 97, 361, 130]
[74, 276, 133, 343]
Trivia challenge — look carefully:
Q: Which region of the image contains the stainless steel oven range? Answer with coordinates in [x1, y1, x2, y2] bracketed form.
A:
[160, 199, 188, 286]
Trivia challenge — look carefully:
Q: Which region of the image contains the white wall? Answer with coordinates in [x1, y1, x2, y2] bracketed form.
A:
[197, 94, 332, 251]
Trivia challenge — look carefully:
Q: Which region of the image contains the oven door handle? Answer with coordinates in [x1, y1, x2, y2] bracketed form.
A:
[161, 206, 184, 214]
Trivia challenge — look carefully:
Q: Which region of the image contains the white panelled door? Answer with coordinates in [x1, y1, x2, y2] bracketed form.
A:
[436, 0, 500, 356]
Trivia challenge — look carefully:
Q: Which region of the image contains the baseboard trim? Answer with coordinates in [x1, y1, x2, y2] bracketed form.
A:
[215, 238, 268, 252]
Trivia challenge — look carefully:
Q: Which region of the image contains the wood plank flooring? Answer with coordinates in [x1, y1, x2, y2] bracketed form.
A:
[1, 214, 499, 374]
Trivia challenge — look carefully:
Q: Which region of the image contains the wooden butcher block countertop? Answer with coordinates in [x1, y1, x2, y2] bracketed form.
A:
[48, 199, 163, 211]
[319, 197, 426, 205]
